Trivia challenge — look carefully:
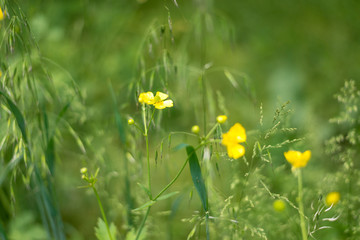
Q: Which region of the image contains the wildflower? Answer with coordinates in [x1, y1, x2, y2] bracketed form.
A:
[222, 123, 247, 159]
[0, 8, 4, 21]
[0, 70, 2, 77]
[138, 91, 173, 109]
[138, 91, 155, 104]
[152, 91, 173, 109]
[325, 192, 340, 206]
[128, 118, 134, 125]
[273, 199, 286, 212]
[284, 150, 311, 169]
[216, 115, 227, 124]
[191, 125, 200, 134]
[80, 167, 88, 174]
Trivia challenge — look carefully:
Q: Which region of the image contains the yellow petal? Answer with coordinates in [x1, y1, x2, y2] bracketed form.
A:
[155, 91, 168, 101]
[138, 92, 154, 104]
[227, 144, 245, 159]
[154, 100, 173, 109]
[229, 123, 247, 143]
[0, 8, 4, 21]
[284, 150, 311, 168]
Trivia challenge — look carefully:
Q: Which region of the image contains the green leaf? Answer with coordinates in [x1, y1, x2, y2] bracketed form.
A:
[137, 182, 152, 199]
[132, 200, 156, 212]
[156, 191, 179, 201]
[186, 146, 208, 211]
[0, 91, 28, 143]
[95, 218, 117, 240]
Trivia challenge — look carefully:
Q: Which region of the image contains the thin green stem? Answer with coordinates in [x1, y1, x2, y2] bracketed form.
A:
[153, 144, 203, 201]
[298, 169, 308, 240]
[92, 186, 113, 240]
[142, 103, 152, 198]
[205, 123, 219, 140]
[135, 206, 151, 240]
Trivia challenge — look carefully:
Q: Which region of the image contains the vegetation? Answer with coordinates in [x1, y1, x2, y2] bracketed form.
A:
[0, 1, 359, 239]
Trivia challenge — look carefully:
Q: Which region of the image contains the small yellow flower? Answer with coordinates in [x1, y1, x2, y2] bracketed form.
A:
[191, 125, 200, 134]
[222, 123, 247, 159]
[153, 91, 173, 109]
[284, 150, 311, 169]
[138, 91, 155, 104]
[325, 192, 340, 206]
[80, 167, 88, 174]
[216, 115, 227, 124]
[273, 199, 286, 212]
[0, 8, 4, 21]
[128, 118, 134, 125]
[0, 70, 2, 78]
[138, 91, 173, 109]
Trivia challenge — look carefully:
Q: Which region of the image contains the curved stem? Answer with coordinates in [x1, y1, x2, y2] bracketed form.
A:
[298, 169, 308, 240]
[135, 206, 151, 240]
[92, 186, 113, 240]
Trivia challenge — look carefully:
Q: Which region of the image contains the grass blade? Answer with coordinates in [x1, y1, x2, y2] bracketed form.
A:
[186, 146, 208, 211]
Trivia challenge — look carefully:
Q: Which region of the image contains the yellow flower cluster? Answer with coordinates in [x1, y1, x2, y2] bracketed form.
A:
[222, 123, 246, 159]
[284, 150, 311, 169]
[138, 91, 173, 109]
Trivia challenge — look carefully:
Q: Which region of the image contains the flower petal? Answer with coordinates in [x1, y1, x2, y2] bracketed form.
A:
[138, 92, 155, 104]
[227, 144, 245, 159]
[155, 91, 169, 101]
[154, 100, 173, 109]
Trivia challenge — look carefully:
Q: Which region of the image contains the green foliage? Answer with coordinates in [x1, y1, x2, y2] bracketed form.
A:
[1, 0, 360, 240]
[95, 218, 118, 240]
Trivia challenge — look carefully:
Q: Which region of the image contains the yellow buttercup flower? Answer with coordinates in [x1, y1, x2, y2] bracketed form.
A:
[222, 123, 247, 159]
[284, 150, 311, 169]
[325, 192, 340, 206]
[138, 91, 173, 109]
[216, 115, 227, 124]
[153, 91, 173, 109]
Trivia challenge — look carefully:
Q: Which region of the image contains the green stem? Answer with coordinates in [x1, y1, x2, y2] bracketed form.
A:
[205, 123, 219, 140]
[142, 103, 152, 198]
[92, 186, 113, 240]
[298, 169, 308, 240]
[153, 144, 203, 201]
[135, 206, 151, 240]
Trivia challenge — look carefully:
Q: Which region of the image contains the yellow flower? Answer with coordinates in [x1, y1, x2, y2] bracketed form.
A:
[325, 192, 340, 206]
[0, 8, 4, 21]
[273, 199, 286, 212]
[138, 91, 155, 104]
[0, 70, 2, 77]
[80, 167, 88, 174]
[222, 123, 247, 159]
[191, 125, 200, 134]
[153, 91, 173, 109]
[138, 91, 173, 109]
[216, 115, 227, 124]
[284, 150, 311, 169]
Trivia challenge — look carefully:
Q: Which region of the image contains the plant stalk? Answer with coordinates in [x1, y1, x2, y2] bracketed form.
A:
[298, 169, 308, 240]
[92, 186, 113, 240]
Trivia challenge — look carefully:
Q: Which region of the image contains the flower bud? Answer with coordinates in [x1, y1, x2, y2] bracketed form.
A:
[128, 118, 134, 125]
[273, 199, 285, 212]
[80, 167, 88, 174]
[216, 115, 227, 124]
[191, 125, 200, 134]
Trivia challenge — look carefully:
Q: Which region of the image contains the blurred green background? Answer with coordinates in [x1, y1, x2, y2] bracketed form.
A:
[2, 0, 360, 239]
